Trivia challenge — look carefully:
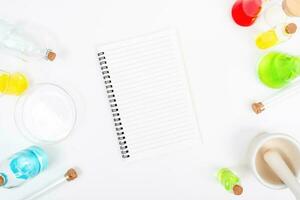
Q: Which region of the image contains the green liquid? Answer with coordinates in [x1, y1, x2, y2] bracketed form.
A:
[217, 168, 240, 192]
[258, 52, 300, 89]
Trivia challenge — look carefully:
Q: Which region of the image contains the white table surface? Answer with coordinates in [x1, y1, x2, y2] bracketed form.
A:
[0, 0, 300, 199]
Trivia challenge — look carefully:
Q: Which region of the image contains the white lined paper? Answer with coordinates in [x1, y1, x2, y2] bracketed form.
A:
[97, 30, 201, 159]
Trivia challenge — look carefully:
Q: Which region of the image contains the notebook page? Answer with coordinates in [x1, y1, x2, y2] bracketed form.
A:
[98, 30, 201, 159]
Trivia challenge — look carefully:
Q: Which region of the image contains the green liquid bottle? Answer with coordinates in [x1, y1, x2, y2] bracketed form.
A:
[217, 168, 243, 195]
[258, 52, 300, 89]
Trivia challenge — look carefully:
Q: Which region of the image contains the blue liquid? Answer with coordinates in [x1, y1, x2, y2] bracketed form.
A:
[0, 146, 48, 188]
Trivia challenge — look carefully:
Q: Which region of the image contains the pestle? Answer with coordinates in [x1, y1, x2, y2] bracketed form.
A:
[264, 150, 300, 199]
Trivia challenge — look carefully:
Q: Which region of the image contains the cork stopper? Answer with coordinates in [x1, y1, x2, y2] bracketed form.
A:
[252, 102, 265, 114]
[65, 168, 78, 181]
[0, 176, 5, 186]
[47, 50, 56, 61]
[233, 185, 243, 195]
[285, 23, 298, 34]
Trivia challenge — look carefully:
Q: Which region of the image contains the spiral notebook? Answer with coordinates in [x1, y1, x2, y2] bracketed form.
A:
[97, 30, 201, 159]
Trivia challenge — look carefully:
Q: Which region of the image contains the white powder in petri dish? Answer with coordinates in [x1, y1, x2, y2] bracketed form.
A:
[15, 83, 77, 144]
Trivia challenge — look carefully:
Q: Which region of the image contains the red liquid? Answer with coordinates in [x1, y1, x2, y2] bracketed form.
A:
[232, 0, 263, 27]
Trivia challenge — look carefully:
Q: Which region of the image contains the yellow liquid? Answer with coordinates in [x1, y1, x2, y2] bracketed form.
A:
[0, 73, 10, 93]
[0, 72, 29, 96]
[256, 30, 279, 49]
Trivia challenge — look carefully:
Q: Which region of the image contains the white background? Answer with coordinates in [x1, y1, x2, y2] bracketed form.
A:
[0, 0, 300, 199]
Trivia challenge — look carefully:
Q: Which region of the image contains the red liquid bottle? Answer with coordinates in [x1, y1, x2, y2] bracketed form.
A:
[232, 0, 263, 27]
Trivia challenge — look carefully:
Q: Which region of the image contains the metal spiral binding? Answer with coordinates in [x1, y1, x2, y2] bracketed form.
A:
[98, 52, 130, 159]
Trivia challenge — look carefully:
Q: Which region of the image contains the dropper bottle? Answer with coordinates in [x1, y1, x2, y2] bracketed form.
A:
[256, 23, 297, 49]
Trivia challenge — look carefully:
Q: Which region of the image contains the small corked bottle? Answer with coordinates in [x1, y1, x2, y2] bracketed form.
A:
[217, 168, 243, 195]
[0, 19, 56, 61]
[256, 23, 297, 50]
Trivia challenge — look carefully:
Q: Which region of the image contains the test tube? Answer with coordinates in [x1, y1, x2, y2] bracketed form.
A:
[252, 81, 300, 114]
[22, 168, 78, 200]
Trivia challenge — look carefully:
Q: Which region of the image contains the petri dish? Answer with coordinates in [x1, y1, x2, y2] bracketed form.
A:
[15, 83, 77, 144]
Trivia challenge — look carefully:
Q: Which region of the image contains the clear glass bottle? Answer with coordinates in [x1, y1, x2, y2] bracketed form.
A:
[255, 23, 297, 49]
[0, 146, 48, 188]
[0, 19, 56, 61]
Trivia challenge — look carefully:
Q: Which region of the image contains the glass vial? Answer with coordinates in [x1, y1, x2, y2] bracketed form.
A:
[255, 23, 297, 49]
[217, 168, 243, 195]
[0, 19, 56, 61]
[0, 146, 48, 188]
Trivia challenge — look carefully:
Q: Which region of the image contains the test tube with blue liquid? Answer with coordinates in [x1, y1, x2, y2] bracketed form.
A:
[0, 146, 48, 188]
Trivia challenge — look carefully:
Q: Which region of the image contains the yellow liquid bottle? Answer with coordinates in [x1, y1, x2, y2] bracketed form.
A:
[0, 72, 29, 96]
[256, 23, 297, 49]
